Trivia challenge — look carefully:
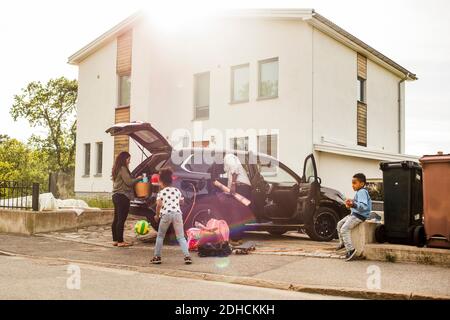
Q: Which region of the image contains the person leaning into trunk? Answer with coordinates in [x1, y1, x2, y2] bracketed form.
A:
[111, 151, 142, 248]
[336, 173, 372, 261]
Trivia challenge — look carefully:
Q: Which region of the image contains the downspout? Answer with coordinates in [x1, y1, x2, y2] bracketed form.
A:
[398, 74, 409, 154]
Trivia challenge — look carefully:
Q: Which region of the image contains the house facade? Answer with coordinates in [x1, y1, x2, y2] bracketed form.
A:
[69, 9, 418, 197]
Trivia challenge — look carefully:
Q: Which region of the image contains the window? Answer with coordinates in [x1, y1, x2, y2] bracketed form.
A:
[258, 58, 279, 99]
[84, 143, 91, 176]
[184, 154, 212, 174]
[194, 72, 210, 120]
[259, 161, 297, 185]
[230, 137, 249, 152]
[231, 64, 249, 103]
[257, 135, 278, 173]
[96, 142, 103, 175]
[357, 77, 366, 103]
[118, 75, 131, 107]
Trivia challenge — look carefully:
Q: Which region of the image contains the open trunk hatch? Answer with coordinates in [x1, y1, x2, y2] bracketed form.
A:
[106, 122, 172, 154]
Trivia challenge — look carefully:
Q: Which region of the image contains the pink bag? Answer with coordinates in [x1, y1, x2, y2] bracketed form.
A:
[196, 219, 230, 247]
[186, 228, 202, 251]
[206, 219, 230, 243]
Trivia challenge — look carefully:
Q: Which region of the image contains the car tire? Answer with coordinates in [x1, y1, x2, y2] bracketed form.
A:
[185, 203, 224, 230]
[305, 207, 339, 242]
[375, 224, 386, 243]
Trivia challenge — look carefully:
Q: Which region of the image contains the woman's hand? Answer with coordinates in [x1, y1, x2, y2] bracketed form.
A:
[136, 176, 143, 181]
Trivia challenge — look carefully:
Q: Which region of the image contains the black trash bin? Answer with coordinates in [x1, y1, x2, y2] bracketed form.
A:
[375, 161, 425, 247]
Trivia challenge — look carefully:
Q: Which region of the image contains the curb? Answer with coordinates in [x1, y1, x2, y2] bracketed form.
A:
[0, 249, 448, 300]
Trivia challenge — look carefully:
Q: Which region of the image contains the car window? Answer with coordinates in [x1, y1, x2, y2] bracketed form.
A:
[258, 158, 297, 185]
[184, 154, 211, 173]
[304, 156, 317, 183]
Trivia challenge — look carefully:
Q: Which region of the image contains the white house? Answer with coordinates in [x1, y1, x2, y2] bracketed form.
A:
[68, 9, 418, 198]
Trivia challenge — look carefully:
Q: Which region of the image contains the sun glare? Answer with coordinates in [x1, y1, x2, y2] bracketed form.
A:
[142, 2, 222, 33]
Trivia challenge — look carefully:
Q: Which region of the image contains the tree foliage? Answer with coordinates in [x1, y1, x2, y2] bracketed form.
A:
[0, 137, 49, 186]
[10, 77, 78, 173]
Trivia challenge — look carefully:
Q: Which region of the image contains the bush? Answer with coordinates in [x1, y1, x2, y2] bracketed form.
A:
[80, 197, 114, 209]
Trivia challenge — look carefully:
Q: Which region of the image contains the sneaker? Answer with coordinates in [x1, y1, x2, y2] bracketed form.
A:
[151, 256, 162, 265]
[345, 249, 358, 261]
[336, 243, 345, 251]
[184, 256, 193, 265]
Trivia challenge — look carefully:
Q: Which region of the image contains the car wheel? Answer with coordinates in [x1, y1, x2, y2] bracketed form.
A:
[375, 224, 386, 243]
[305, 207, 339, 242]
[413, 225, 426, 248]
[185, 203, 224, 230]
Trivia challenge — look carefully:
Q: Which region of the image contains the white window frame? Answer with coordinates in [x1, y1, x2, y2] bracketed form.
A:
[84, 143, 91, 177]
[118, 75, 131, 108]
[193, 72, 210, 120]
[95, 142, 103, 176]
[357, 76, 367, 104]
[257, 134, 279, 176]
[258, 57, 279, 100]
[230, 63, 250, 104]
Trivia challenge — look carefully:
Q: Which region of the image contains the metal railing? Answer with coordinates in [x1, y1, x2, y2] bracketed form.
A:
[0, 181, 40, 211]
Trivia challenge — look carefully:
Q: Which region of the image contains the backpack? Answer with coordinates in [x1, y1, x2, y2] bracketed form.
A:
[198, 241, 232, 257]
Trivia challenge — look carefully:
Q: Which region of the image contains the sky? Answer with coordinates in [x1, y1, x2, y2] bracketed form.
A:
[0, 0, 449, 156]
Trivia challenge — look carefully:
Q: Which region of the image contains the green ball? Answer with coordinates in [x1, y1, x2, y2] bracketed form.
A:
[134, 220, 150, 235]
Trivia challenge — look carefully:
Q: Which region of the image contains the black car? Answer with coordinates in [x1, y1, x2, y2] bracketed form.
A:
[106, 122, 349, 242]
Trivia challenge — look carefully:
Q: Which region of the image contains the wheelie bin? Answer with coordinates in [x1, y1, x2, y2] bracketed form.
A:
[375, 161, 425, 246]
[420, 152, 450, 249]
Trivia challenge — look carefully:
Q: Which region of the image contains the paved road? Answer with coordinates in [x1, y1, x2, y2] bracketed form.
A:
[1, 234, 449, 298]
[0, 256, 349, 300]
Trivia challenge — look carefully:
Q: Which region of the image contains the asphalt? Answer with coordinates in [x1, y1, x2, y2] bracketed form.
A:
[0, 255, 354, 300]
[0, 233, 449, 299]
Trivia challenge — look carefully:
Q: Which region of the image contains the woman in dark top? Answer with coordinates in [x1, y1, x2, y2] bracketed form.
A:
[111, 152, 142, 247]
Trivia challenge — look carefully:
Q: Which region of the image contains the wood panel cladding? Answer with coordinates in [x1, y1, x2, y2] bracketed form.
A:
[114, 107, 130, 159]
[357, 102, 367, 147]
[117, 30, 133, 76]
[357, 53, 367, 80]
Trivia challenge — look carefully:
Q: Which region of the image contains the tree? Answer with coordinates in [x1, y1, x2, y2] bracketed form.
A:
[0, 134, 10, 144]
[0, 138, 49, 185]
[10, 77, 78, 173]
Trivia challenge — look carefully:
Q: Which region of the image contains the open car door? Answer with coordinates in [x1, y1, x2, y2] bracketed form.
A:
[106, 122, 172, 155]
[298, 154, 321, 223]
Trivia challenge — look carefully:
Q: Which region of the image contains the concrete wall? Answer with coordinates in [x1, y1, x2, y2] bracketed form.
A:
[0, 209, 114, 235]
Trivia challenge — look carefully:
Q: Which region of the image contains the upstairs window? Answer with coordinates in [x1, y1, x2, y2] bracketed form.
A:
[231, 64, 250, 103]
[194, 72, 210, 120]
[357, 77, 366, 103]
[258, 58, 279, 99]
[118, 75, 131, 107]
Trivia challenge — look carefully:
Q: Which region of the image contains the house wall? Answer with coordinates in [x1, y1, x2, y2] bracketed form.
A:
[366, 59, 402, 153]
[75, 41, 117, 194]
[74, 17, 407, 196]
[130, 18, 315, 175]
[316, 152, 382, 197]
[312, 29, 402, 152]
